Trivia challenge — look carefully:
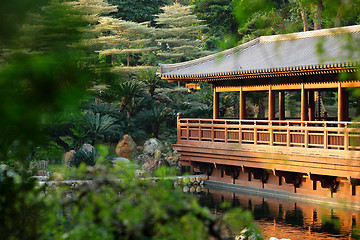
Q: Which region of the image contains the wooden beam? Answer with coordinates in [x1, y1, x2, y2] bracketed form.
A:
[218, 81, 360, 92]
[216, 86, 241, 92]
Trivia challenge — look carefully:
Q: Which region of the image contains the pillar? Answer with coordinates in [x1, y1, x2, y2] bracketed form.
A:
[268, 86, 275, 120]
[213, 88, 219, 119]
[301, 84, 308, 122]
[338, 83, 349, 121]
[279, 91, 285, 120]
[308, 90, 315, 121]
[239, 87, 246, 120]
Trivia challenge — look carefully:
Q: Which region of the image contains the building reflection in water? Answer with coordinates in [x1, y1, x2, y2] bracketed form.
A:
[195, 187, 360, 240]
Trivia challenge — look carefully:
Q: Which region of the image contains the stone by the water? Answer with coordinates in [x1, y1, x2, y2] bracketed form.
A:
[115, 134, 137, 159]
[143, 138, 165, 156]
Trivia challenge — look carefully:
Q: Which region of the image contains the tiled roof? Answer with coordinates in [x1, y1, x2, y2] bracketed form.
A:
[158, 25, 360, 81]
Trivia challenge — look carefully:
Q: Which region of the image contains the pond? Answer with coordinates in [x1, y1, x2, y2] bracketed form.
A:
[193, 182, 360, 240]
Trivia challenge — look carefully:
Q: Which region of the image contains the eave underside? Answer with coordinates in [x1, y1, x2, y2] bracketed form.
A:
[164, 66, 358, 83]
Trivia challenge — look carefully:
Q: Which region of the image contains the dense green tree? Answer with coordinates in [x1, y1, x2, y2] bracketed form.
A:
[237, 6, 302, 43]
[294, 0, 360, 31]
[108, 0, 169, 24]
[232, 0, 360, 45]
[192, 0, 239, 49]
[0, 1, 42, 51]
[96, 17, 155, 67]
[155, 2, 211, 62]
[232, 0, 302, 43]
[70, 0, 117, 23]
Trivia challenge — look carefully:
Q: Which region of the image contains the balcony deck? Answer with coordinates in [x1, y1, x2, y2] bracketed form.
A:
[173, 118, 360, 179]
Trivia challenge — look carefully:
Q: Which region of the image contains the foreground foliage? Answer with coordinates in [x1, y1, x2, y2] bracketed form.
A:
[0, 158, 262, 240]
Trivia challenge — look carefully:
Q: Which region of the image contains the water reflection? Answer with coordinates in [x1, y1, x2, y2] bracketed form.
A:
[194, 186, 360, 239]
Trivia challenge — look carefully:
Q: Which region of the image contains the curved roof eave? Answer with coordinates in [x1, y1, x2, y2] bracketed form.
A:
[162, 61, 359, 82]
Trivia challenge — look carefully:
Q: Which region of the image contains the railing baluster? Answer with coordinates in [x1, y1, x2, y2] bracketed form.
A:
[211, 119, 214, 143]
[324, 122, 328, 149]
[198, 119, 201, 142]
[239, 121, 242, 144]
[177, 113, 181, 141]
[344, 123, 349, 150]
[254, 121, 258, 145]
[186, 121, 189, 141]
[269, 122, 273, 146]
[287, 122, 291, 147]
[225, 120, 228, 143]
[304, 122, 308, 148]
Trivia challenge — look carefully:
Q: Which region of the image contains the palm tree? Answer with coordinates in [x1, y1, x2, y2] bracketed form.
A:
[96, 81, 145, 119]
[71, 111, 121, 147]
[137, 104, 170, 138]
[133, 68, 162, 99]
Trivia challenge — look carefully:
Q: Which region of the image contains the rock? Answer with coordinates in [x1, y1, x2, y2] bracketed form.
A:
[142, 159, 167, 173]
[154, 149, 162, 159]
[82, 143, 95, 153]
[115, 134, 137, 159]
[166, 155, 180, 167]
[135, 153, 151, 165]
[165, 150, 181, 168]
[143, 138, 165, 156]
[63, 150, 76, 167]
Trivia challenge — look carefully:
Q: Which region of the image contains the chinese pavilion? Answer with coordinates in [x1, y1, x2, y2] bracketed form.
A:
[159, 25, 360, 201]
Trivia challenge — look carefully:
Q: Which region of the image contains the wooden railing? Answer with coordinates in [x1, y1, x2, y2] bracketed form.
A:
[177, 118, 360, 151]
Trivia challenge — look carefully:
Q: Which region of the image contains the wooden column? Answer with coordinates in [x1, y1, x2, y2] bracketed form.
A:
[279, 90, 285, 120]
[268, 86, 275, 120]
[213, 88, 219, 119]
[177, 112, 182, 141]
[301, 84, 308, 122]
[338, 83, 349, 121]
[308, 90, 315, 121]
[239, 87, 246, 120]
